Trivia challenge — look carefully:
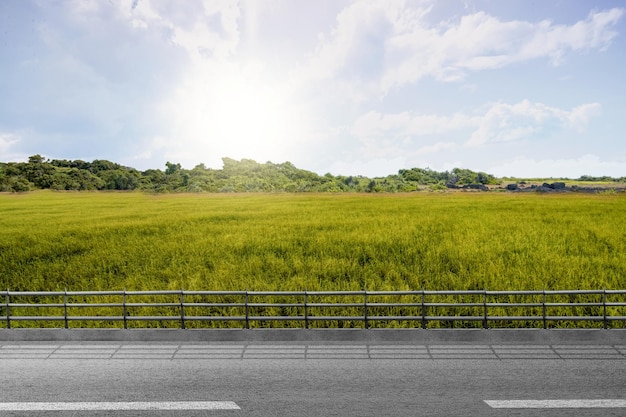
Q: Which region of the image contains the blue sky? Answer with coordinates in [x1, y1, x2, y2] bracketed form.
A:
[1, 0, 624, 178]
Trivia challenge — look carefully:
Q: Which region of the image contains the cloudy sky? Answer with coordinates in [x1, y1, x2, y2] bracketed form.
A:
[1, 0, 624, 178]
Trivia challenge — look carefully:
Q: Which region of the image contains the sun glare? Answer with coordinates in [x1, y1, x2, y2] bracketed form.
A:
[174, 69, 306, 166]
[213, 79, 286, 149]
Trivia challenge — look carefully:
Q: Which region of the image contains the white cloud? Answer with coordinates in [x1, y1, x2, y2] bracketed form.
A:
[366, 100, 598, 143]
[0, 132, 19, 155]
[304, 2, 623, 96]
[296, 0, 408, 103]
[305, 0, 403, 79]
[57, 0, 241, 64]
[167, 2, 239, 61]
[327, 156, 407, 178]
[0, 132, 27, 162]
[467, 100, 601, 146]
[115, 0, 241, 61]
[349, 100, 601, 164]
[352, 110, 478, 139]
[415, 141, 458, 155]
[568, 103, 603, 132]
[386, 8, 623, 89]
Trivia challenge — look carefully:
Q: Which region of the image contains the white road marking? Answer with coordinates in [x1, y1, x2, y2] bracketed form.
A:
[0, 401, 240, 411]
[485, 399, 626, 408]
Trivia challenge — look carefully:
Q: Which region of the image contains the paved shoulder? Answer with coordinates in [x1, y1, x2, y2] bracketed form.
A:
[1, 342, 626, 360]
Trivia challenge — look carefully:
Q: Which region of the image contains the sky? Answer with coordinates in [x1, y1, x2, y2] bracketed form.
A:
[1, 0, 625, 178]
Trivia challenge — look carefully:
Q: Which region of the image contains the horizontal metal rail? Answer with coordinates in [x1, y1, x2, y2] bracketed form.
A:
[1, 289, 626, 329]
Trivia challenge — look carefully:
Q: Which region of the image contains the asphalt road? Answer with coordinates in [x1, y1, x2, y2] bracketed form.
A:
[1, 342, 626, 416]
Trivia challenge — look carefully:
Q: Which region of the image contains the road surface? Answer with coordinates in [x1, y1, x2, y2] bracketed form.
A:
[1, 342, 626, 416]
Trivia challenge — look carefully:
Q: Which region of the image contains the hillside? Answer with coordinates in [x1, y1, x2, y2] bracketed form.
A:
[1, 154, 624, 193]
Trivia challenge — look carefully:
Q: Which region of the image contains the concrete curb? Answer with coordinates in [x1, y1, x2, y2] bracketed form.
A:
[1, 329, 625, 344]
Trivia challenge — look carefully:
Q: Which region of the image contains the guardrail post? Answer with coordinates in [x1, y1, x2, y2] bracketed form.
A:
[421, 290, 426, 329]
[5, 290, 10, 329]
[244, 290, 249, 329]
[603, 288, 607, 330]
[63, 289, 69, 329]
[180, 290, 186, 330]
[542, 290, 547, 329]
[483, 290, 488, 329]
[123, 289, 128, 330]
[304, 290, 309, 329]
[364, 291, 369, 329]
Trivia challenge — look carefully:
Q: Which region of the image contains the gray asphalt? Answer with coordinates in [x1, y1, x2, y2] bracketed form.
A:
[1, 342, 626, 416]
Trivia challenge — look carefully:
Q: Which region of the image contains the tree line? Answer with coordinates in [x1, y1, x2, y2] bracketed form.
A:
[4, 154, 618, 193]
[0, 155, 503, 193]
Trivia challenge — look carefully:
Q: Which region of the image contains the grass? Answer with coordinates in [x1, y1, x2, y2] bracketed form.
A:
[1, 190, 625, 292]
[1, 191, 625, 328]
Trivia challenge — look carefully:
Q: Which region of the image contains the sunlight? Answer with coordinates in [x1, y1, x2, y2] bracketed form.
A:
[212, 76, 288, 151]
[172, 67, 306, 166]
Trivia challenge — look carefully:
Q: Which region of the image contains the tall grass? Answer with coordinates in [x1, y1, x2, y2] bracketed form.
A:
[1, 191, 625, 293]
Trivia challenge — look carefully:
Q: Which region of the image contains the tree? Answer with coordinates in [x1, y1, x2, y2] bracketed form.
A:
[28, 154, 45, 164]
[23, 158, 56, 188]
[98, 169, 139, 190]
[140, 169, 166, 190]
[90, 159, 121, 174]
[165, 161, 181, 175]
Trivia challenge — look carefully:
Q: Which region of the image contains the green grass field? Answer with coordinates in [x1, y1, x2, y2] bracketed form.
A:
[1, 191, 625, 292]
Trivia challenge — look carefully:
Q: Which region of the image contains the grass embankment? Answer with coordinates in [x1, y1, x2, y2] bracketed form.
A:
[1, 191, 625, 328]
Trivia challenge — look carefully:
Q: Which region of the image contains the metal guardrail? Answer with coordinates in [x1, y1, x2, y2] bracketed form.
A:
[2, 290, 626, 329]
